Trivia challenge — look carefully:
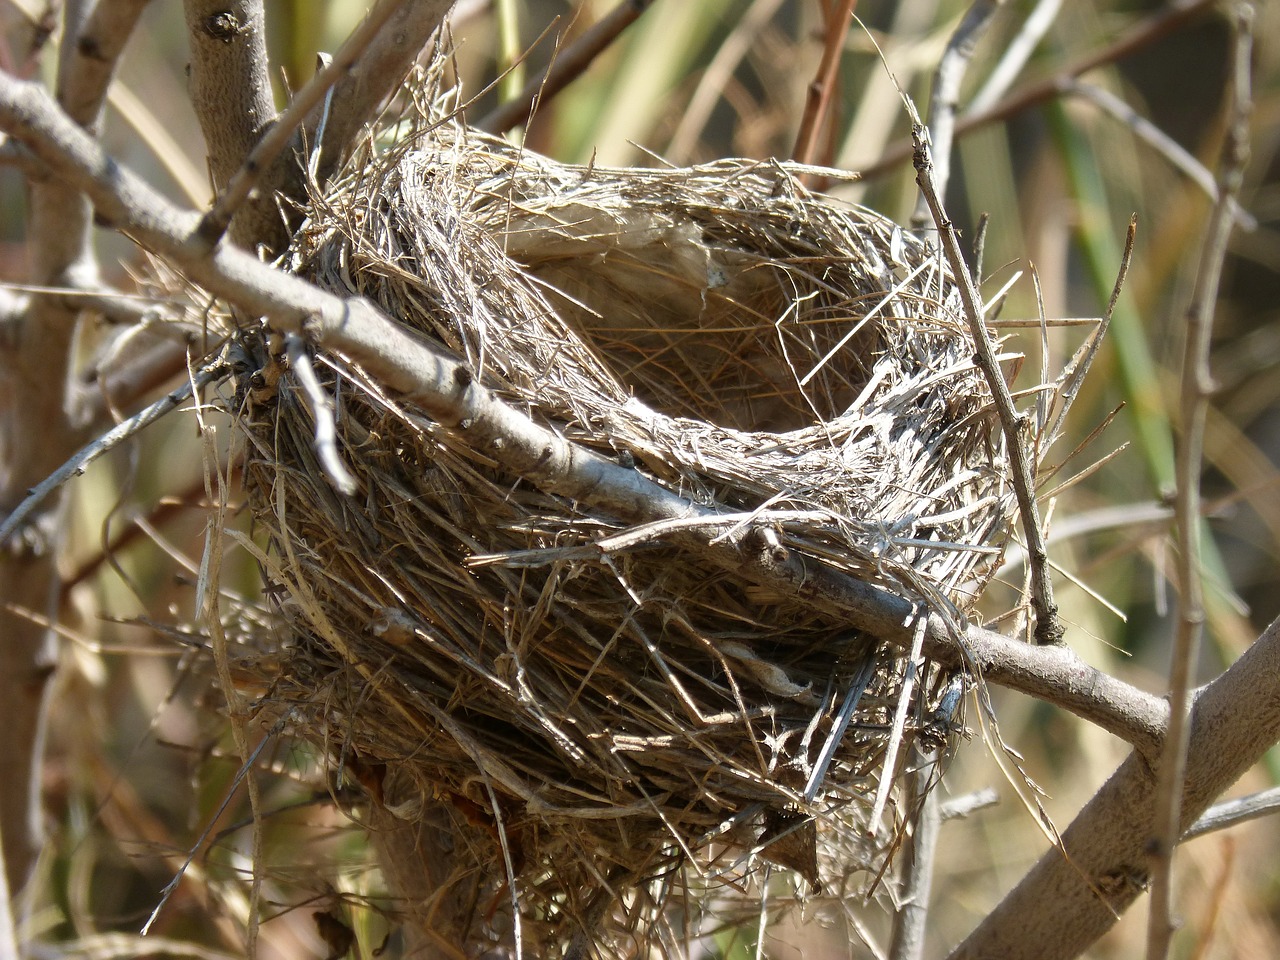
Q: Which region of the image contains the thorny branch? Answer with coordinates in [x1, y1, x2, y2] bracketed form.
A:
[0, 69, 1171, 756]
[1147, 7, 1254, 959]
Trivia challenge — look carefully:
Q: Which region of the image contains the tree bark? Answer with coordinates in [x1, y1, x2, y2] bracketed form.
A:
[182, 0, 281, 248]
[947, 614, 1280, 960]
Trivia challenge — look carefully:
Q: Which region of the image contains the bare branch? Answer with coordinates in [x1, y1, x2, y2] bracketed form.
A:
[911, 112, 1062, 646]
[939, 788, 1000, 821]
[0, 367, 222, 546]
[182, 0, 278, 247]
[1184, 786, 1280, 842]
[0, 68, 1171, 754]
[1067, 79, 1256, 230]
[196, 0, 411, 249]
[889, 749, 943, 960]
[307, 0, 455, 190]
[967, 0, 1062, 113]
[0, 0, 115, 902]
[477, 0, 656, 136]
[910, 0, 1001, 230]
[792, 0, 855, 169]
[1147, 8, 1253, 958]
[59, 0, 151, 130]
[859, 0, 1219, 180]
[947, 614, 1280, 960]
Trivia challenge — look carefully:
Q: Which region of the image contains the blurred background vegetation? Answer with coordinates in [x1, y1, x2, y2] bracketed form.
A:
[2, 1, 1278, 957]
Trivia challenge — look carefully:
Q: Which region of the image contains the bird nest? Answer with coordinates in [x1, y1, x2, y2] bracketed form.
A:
[225, 98, 1027, 954]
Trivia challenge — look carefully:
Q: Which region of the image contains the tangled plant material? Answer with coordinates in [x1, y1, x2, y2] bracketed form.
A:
[226, 85, 1033, 954]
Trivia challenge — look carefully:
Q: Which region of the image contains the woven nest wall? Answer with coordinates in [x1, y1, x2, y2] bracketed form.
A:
[227, 99, 1019, 952]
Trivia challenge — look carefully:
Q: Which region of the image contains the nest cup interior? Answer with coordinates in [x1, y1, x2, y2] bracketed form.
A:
[230, 105, 1011, 951]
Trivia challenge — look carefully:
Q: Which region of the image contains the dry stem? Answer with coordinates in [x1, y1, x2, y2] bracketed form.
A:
[910, 114, 1062, 646]
[1146, 7, 1253, 959]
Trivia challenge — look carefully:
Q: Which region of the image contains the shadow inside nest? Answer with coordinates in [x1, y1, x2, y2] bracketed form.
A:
[220, 88, 1021, 957]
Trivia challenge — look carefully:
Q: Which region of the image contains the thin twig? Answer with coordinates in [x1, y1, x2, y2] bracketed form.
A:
[869, 614, 927, 829]
[939, 787, 999, 821]
[1184, 786, 1280, 842]
[306, 0, 456, 190]
[1146, 8, 1253, 960]
[0, 364, 224, 546]
[0, 71, 1172, 753]
[888, 747, 943, 960]
[792, 0, 857, 169]
[195, 0, 409, 249]
[910, 0, 1001, 231]
[967, 0, 1062, 114]
[477, 0, 656, 136]
[859, 0, 1219, 179]
[911, 110, 1062, 645]
[1067, 79, 1257, 230]
[285, 334, 358, 495]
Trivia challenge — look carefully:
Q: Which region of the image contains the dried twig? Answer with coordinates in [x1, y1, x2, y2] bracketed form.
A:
[0, 365, 224, 546]
[1184, 786, 1280, 842]
[910, 0, 1001, 230]
[911, 110, 1062, 646]
[1066, 79, 1256, 230]
[889, 748, 943, 960]
[967, 0, 1062, 113]
[1146, 8, 1253, 959]
[284, 335, 358, 495]
[792, 0, 857, 169]
[860, 0, 1219, 179]
[478, 0, 656, 136]
[939, 787, 999, 821]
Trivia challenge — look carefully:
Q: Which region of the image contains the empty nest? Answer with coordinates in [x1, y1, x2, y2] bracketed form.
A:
[225, 93, 1024, 954]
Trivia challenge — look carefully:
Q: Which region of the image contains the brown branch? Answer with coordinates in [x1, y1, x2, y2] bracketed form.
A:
[912, 114, 1062, 646]
[0, 68, 1171, 757]
[947, 614, 1280, 960]
[195, 0, 410, 249]
[1147, 8, 1253, 958]
[792, 0, 857, 168]
[181, 0, 279, 247]
[477, 0, 656, 136]
[0, 0, 145, 902]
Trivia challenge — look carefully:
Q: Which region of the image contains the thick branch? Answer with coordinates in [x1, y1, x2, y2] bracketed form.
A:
[0, 70, 1169, 755]
[59, 0, 152, 131]
[304, 0, 454, 191]
[947, 615, 1280, 960]
[182, 0, 279, 247]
